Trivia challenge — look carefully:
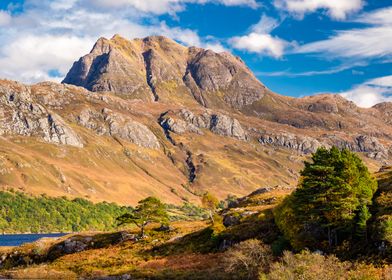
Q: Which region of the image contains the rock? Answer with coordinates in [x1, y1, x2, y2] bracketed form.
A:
[43, 114, 83, 147]
[0, 80, 83, 147]
[47, 233, 124, 261]
[155, 224, 174, 232]
[223, 214, 241, 227]
[210, 114, 247, 140]
[95, 274, 132, 280]
[77, 108, 160, 149]
[326, 134, 389, 159]
[355, 135, 388, 158]
[120, 231, 138, 242]
[248, 187, 273, 196]
[106, 112, 160, 149]
[259, 131, 390, 160]
[259, 132, 321, 154]
[62, 237, 92, 254]
[160, 109, 247, 140]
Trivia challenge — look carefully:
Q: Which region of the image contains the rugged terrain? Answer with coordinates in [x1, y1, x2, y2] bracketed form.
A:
[0, 167, 390, 279]
[0, 34, 391, 205]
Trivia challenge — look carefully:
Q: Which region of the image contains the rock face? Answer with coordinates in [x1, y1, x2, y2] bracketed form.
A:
[63, 35, 267, 109]
[259, 131, 389, 159]
[77, 108, 160, 149]
[160, 109, 247, 140]
[259, 132, 322, 154]
[0, 81, 83, 147]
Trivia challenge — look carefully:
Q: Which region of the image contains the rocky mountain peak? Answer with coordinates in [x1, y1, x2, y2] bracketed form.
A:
[62, 34, 267, 109]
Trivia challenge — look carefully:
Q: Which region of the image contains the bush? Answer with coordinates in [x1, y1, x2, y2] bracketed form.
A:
[224, 239, 272, 279]
[266, 250, 349, 280]
[264, 250, 389, 280]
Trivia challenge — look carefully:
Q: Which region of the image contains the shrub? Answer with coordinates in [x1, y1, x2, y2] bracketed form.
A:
[224, 239, 272, 279]
[265, 251, 387, 280]
[266, 250, 349, 280]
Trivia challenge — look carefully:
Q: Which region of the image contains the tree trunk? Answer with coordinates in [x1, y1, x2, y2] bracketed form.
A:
[209, 210, 214, 224]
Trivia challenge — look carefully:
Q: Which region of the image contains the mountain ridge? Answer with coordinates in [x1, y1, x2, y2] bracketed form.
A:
[0, 35, 390, 205]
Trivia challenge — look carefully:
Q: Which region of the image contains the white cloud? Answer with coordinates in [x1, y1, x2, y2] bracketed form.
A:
[274, 0, 364, 19]
[250, 14, 279, 34]
[296, 26, 392, 58]
[0, 10, 11, 26]
[257, 63, 365, 77]
[340, 75, 392, 108]
[229, 15, 290, 58]
[157, 22, 226, 51]
[0, 35, 94, 83]
[295, 7, 392, 60]
[355, 6, 392, 25]
[87, 0, 258, 14]
[218, 0, 258, 8]
[230, 32, 287, 58]
[0, 0, 228, 83]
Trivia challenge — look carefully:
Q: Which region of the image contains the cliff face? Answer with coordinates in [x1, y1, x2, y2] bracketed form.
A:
[0, 35, 391, 204]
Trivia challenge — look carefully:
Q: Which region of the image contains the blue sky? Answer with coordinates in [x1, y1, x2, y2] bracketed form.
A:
[0, 0, 391, 107]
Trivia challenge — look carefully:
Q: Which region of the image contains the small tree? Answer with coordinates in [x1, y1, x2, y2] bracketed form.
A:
[117, 196, 169, 237]
[201, 192, 219, 224]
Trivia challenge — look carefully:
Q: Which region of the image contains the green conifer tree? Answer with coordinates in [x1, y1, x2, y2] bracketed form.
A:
[274, 147, 377, 250]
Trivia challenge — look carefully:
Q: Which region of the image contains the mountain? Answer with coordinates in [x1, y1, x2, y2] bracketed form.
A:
[63, 35, 267, 109]
[0, 34, 390, 205]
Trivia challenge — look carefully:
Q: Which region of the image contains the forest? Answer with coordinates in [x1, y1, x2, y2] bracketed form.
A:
[0, 192, 128, 233]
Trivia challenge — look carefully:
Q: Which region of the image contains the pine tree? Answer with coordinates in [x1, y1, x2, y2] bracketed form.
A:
[274, 147, 377, 250]
[117, 197, 169, 237]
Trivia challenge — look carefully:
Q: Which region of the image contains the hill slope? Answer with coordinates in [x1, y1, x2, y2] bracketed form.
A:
[0, 35, 391, 204]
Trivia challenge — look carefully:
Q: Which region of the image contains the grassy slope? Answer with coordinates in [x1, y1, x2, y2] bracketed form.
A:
[1, 167, 391, 279]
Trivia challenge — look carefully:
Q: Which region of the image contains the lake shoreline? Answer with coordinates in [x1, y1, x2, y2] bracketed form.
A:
[1, 232, 70, 235]
[0, 233, 69, 247]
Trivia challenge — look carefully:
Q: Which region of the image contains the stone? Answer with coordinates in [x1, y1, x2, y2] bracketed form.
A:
[223, 214, 241, 227]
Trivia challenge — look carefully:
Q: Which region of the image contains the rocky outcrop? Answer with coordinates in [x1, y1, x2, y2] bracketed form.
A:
[184, 48, 266, 108]
[77, 108, 160, 149]
[0, 81, 83, 147]
[160, 109, 247, 140]
[63, 35, 266, 109]
[259, 131, 389, 159]
[259, 132, 322, 154]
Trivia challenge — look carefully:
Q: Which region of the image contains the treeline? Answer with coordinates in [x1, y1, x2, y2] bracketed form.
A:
[0, 191, 129, 233]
